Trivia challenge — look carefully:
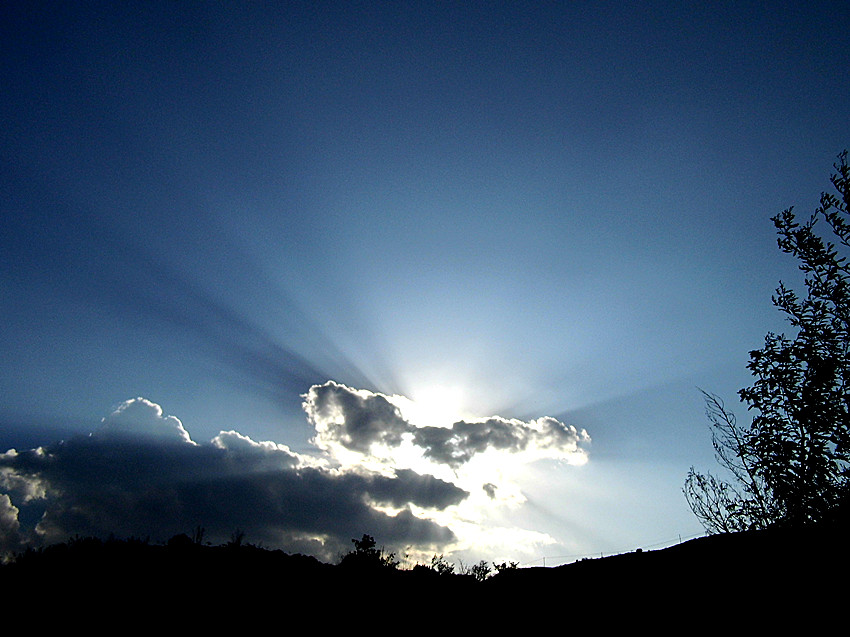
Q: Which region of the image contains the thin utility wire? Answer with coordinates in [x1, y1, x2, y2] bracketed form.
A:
[521, 531, 707, 567]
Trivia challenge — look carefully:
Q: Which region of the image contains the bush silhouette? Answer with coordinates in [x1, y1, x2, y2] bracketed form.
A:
[338, 534, 399, 570]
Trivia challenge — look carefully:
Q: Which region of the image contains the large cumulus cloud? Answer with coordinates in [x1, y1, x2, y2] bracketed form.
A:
[0, 397, 464, 561]
[0, 384, 591, 562]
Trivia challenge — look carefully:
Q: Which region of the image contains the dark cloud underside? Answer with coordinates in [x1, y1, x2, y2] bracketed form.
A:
[0, 398, 465, 560]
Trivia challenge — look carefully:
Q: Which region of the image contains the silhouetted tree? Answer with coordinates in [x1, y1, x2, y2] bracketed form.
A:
[227, 528, 245, 548]
[470, 560, 492, 581]
[686, 151, 850, 531]
[493, 560, 518, 573]
[429, 553, 454, 575]
[684, 392, 778, 532]
[339, 534, 399, 570]
[191, 525, 206, 546]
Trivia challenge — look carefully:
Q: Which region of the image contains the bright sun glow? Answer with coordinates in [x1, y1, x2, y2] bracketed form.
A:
[394, 385, 471, 429]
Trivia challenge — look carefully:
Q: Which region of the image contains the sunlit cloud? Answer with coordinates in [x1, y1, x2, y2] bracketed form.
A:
[300, 380, 592, 561]
[0, 448, 50, 503]
[0, 396, 464, 560]
[0, 494, 22, 561]
[302, 380, 589, 468]
[302, 380, 410, 456]
[413, 416, 590, 469]
[0, 384, 591, 563]
[100, 397, 195, 445]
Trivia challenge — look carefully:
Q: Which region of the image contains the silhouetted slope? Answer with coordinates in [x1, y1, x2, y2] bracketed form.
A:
[2, 525, 845, 628]
[485, 522, 847, 629]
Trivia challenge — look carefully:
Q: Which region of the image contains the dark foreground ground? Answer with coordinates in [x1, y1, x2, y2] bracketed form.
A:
[2, 524, 845, 629]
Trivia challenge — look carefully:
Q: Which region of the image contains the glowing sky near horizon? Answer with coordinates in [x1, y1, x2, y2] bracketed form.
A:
[1, 2, 849, 565]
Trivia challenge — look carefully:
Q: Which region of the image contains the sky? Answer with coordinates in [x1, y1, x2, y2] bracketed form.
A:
[1, 1, 849, 566]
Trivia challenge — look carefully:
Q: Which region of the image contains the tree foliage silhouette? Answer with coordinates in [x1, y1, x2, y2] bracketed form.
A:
[684, 392, 777, 532]
[470, 560, 492, 581]
[686, 151, 850, 531]
[429, 553, 454, 575]
[338, 534, 399, 570]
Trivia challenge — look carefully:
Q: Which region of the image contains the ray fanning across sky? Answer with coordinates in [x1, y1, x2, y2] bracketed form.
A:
[2, 2, 848, 566]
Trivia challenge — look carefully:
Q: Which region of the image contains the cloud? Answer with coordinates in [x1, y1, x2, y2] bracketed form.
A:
[296, 381, 592, 563]
[99, 397, 195, 445]
[413, 416, 590, 468]
[0, 448, 49, 502]
[302, 380, 590, 469]
[0, 397, 464, 562]
[0, 494, 22, 560]
[0, 383, 591, 563]
[303, 380, 411, 454]
[211, 429, 303, 472]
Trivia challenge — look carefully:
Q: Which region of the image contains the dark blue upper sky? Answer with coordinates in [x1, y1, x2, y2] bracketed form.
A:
[2, 1, 849, 562]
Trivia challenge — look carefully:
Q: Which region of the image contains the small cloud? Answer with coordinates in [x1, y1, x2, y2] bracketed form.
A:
[412, 416, 590, 468]
[99, 397, 195, 445]
[302, 381, 411, 455]
[300, 381, 590, 468]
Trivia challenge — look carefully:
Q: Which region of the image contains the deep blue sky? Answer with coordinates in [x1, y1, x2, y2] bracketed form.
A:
[2, 2, 849, 564]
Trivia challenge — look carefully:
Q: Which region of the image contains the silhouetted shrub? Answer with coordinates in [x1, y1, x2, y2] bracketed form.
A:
[429, 553, 454, 575]
[338, 534, 399, 570]
[470, 560, 492, 581]
[493, 560, 518, 573]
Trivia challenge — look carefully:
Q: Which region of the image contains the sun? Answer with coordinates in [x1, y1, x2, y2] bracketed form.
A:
[393, 384, 471, 429]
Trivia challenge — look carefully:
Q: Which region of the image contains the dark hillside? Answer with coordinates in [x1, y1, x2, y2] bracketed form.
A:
[492, 523, 847, 592]
[486, 523, 847, 630]
[2, 524, 845, 629]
